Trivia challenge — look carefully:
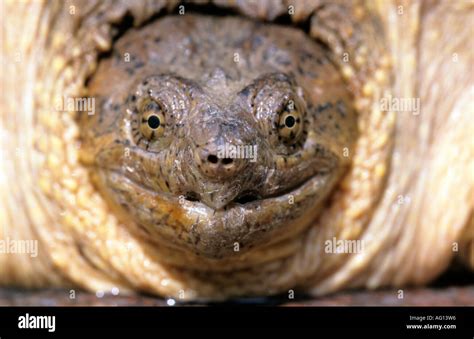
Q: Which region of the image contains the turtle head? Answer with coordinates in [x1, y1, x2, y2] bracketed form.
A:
[80, 17, 358, 259]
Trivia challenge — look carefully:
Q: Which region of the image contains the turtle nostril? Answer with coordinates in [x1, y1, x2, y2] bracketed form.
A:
[207, 155, 218, 164]
[222, 158, 233, 165]
[199, 151, 242, 178]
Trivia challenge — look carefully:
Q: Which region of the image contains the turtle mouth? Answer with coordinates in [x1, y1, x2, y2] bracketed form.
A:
[100, 168, 328, 258]
[182, 190, 262, 206]
[110, 168, 324, 213]
[233, 191, 262, 205]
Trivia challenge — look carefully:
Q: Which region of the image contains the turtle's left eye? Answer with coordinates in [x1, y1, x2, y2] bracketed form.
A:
[139, 99, 165, 140]
[278, 99, 303, 143]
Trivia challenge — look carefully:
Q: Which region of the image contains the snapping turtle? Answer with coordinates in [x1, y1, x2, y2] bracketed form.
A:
[0, 0, 472, 301]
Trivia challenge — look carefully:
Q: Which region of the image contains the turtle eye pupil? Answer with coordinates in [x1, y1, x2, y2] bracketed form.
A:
[147, 115, 161, 129]
[285, 115, 296, 128]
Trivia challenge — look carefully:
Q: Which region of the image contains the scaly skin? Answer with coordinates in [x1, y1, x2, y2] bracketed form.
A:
[80, 15, 358, 260]
[0, 0, 472, 300]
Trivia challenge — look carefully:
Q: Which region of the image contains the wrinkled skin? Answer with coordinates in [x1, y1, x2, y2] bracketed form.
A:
[0, 0, 472, 301]
[81, 15, 357, 258]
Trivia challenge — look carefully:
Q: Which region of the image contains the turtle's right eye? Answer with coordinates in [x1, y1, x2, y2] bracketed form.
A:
[139, 98, 166, 141]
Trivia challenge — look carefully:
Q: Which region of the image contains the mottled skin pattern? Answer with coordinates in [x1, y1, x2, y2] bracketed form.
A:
[0, 0, 472, 301]
[81, 15, 357, 259]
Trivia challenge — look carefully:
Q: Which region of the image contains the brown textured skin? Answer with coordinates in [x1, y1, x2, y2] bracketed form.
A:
[0, 0, 472, 301]
[80, 15, 357, 260]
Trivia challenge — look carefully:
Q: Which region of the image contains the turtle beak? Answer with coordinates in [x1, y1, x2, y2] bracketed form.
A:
[193, 184, 262, 210]
[198, 185, 241, 210]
